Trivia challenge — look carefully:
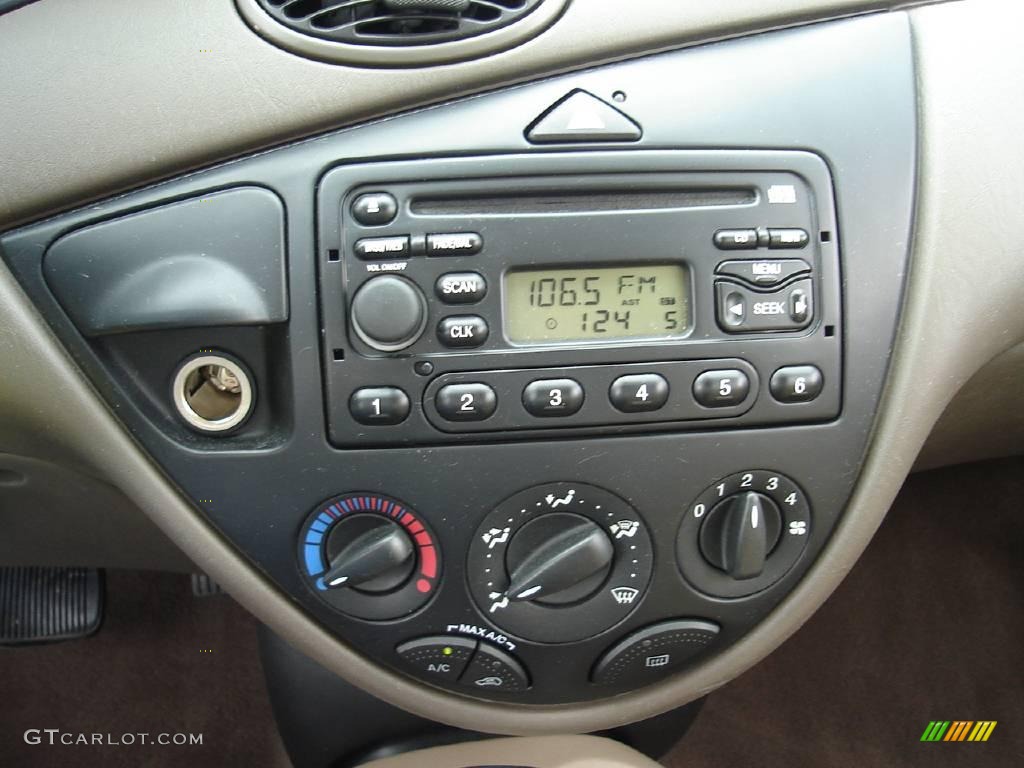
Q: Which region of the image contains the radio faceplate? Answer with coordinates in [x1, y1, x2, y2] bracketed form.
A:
[318, 152, 841, 447]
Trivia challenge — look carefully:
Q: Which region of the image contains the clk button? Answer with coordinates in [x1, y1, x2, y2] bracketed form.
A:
[437, 315, 488, 348]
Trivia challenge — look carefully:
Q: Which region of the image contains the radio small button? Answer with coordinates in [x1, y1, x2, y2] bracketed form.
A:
[354, 236, 410, 260]
[437, 315, 489, 348]
[693, 370, 750, 408]
[523, 379, 584, 417]
[351, 192, 398, 226]
[713, 229, 759, 250]
[768, 228, 810, 249]
[427, 232, 483, 257]
[715, 258, 811, 288]
[609, 374, 669, 413]
[435, 272, 487, 304]
[770, 365, 823, 403]
[436, 383, 497, 421]
[349, 387, 411, 425]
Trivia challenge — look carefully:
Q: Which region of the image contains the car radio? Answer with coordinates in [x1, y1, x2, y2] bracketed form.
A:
[318, 152, 841, 446]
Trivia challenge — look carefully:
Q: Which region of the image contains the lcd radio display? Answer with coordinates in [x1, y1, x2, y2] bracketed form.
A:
[504, 265, 690, 344]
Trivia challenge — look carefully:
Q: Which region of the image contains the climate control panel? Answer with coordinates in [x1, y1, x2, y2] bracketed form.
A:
[295, 474, 812, 699]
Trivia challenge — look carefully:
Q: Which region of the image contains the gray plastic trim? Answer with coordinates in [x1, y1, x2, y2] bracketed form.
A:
[43, 187, 288, 336]
[236, 0, 571, 67]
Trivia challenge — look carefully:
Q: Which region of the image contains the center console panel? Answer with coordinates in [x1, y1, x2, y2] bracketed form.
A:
[0, 14, 915, 715]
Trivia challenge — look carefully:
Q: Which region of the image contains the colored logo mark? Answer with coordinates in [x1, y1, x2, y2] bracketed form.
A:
[920, 721, 997, 742]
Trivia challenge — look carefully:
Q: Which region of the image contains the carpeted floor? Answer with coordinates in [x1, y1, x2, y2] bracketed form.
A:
[0, 570, 288, 766]
[0, 458, 1019, 767]
[666, 457, 1024, 768]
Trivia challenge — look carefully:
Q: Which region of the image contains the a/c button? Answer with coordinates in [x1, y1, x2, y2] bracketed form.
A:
[395, 636, 477, 682]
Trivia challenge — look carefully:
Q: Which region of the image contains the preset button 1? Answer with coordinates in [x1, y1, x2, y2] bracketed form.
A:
[349, 386, 411, 425]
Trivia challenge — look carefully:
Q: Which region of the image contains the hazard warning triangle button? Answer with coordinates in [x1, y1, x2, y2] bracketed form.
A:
[526, 90, 642, 144]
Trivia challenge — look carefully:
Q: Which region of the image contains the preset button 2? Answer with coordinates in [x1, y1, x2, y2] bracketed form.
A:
[435, 383, 497, 421]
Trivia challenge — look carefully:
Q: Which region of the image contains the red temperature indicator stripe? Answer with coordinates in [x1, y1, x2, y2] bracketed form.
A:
[419, 545, 438, 578]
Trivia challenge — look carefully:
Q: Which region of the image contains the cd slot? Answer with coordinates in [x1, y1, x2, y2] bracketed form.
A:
[411, 188, 756, 216]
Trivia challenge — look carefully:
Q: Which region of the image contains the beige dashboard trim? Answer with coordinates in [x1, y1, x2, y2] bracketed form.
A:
[1, 0, 1023, 736]
[0, 0, 895, 231]
[360, 735, 662, 768]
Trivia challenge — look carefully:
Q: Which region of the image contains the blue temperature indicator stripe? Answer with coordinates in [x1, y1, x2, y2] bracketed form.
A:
[311, 520, 328, 533]
[317, 512, 333, 526]
[305, 531, 324, 545]
[340, 500, 352, 513]
[304, 544, 325, 576]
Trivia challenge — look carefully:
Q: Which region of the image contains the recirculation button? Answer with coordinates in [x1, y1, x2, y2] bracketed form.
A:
[458, 643, 530, 692]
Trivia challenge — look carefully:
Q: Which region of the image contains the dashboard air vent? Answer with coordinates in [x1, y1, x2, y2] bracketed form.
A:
[239, 0, 569, 66]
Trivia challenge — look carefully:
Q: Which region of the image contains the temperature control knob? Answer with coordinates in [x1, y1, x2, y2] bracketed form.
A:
[323, 515, 415, 592]
[298, 493, 441, 620]
[505, 513, 614, 604]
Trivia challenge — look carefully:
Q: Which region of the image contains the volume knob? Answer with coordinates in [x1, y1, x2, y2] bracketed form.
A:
[350, 275, 427, 352]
